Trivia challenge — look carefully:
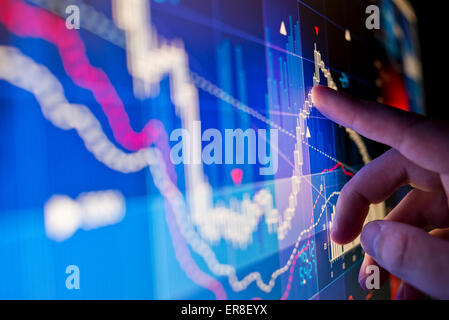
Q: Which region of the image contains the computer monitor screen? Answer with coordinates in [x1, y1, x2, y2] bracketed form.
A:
[0, 0, 424, 299]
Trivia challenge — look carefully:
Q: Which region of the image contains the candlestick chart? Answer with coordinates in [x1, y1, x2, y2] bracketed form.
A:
[0, 0, 423, 299]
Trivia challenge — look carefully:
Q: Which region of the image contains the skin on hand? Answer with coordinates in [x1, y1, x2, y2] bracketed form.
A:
[311, 85, 449, 300]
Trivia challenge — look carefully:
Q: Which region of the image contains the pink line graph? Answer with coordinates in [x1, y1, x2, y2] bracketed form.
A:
[0, 0, 158, 152]
[252, 190, 321, 300]
[280, 193, 319, 300]
[280, 160, 353, 300]
[0, 0, 226, 300]
[164, 196, 228, 300]
[323, 162, 354, 177]
[280, 241, 310, 300]
[0, 0, 357, 300]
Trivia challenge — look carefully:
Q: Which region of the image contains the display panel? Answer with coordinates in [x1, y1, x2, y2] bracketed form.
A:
[0, 0, 424, 299]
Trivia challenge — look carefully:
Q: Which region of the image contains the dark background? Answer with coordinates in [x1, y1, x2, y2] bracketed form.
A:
[409, 1, 447, 120]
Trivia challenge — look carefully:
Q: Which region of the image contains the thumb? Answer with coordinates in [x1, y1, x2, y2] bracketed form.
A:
[361, 220, 449, 299]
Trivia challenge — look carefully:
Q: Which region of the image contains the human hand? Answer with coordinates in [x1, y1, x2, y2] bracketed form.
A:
[312, 85, 449, 300]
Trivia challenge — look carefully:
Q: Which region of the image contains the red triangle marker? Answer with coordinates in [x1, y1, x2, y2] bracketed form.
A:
[231, 168, 243, 186]
[314, 26, 319, 36]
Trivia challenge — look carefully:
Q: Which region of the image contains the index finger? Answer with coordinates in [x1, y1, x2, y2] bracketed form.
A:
[311, 85, 449, 174]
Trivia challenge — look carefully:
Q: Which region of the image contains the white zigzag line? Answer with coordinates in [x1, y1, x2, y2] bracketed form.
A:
[1, 45, 339, 293]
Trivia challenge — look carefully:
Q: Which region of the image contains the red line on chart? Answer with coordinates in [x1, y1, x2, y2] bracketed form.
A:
[280, 189, 321, 300]
[0, 0, 226, 300]
[0, 0, 159, 152]
[279, 161, 350, 300]
[0, 0, 358, 300]
[322, 162, 354, 177]
[280, 240, 310, 300]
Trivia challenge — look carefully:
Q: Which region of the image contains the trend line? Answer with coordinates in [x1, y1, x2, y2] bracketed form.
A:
[0, 42, 344, 295]
[322, 162, 354, 177]
[280, 187, 321, 300]
[280, 240, 310, 300]
[1, 0, 384, 298]
[0, 0, 160, 152]
[0, 45, 227, 300]
[26, 0, 365, 174]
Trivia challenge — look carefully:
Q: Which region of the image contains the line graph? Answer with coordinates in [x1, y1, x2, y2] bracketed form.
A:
[0, 0, 388, 299]
[111, 0, 369, 248]
[0, 0, 160, 152]
[25, 0, 367, 172]
[280, 188, 323, 300]
[0, 45, 228, 300]
[110, 0, 385, 293]
[0, 43, 377, 295]
[0, 33, 328, 295]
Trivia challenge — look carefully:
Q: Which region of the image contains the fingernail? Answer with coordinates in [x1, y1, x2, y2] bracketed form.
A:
[360, 221, 382, 259]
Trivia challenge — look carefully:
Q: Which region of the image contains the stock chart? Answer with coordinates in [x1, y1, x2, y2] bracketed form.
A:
[0, 0, 424, 299]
